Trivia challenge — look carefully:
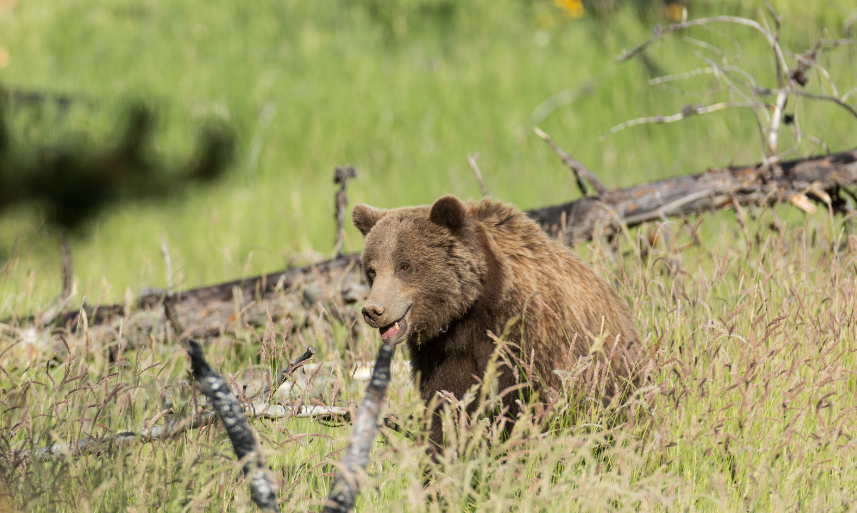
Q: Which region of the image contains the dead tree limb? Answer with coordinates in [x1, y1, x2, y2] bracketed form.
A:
[322, 340, 395, 513]
[261, 346, 317, 402]
[44, 253, 362, 333]
[615, 9, 857, 169]
[20, 404, 346, 462]
[16, 149, 857, 331]
[534, 127, 608, 196]
[38, 235, 75, 326]
[529, 149, 857, 243]
[186, 339, 279, 512]
[334, 166, 358, 259]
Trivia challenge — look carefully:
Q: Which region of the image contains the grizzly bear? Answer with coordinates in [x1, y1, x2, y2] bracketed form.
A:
[352, 195, 642, 450]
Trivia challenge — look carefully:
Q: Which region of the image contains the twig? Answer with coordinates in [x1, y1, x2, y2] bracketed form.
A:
[39, 235, 75, 326]
[322, 340, 396, 513]
[790, 90, 857, 119]
[260, 346, 317, 402]
[533, 127, 608, 196]
[334, 165, 358, 259]
[768, 90, 788, 157]
[160, 235, 173, 294]
[649, 67, 716, 85]
[20, 404, 347, 462]
[604, 102, 758, 136]
[467, 154, 489, 197]
[616, 16, 788, 77]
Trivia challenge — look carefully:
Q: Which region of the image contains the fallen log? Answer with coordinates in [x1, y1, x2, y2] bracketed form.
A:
[529, 149, 857, 243]
[18, 149, 857, 333]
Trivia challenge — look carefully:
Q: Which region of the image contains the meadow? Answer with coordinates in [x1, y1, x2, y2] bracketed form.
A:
[1, 0, 857, 511]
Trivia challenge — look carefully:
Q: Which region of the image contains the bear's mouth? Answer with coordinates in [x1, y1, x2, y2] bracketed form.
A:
[379, 309, 410, 344]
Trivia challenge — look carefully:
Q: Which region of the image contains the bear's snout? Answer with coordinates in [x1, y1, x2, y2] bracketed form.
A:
[361, 302, 387, 325]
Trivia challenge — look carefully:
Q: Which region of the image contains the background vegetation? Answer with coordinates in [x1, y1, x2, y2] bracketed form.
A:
[1, 0, 856, 511]
[1, 0, 855, 307]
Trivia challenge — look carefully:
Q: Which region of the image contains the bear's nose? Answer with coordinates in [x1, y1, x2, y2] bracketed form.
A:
[362, 303, 386, 323]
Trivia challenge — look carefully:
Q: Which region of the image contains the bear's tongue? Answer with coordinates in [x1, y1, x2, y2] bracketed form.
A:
[380, 320, 401, 340]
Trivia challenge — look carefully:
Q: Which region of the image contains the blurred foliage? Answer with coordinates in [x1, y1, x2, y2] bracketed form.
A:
[0, 99, 234, 232]
[0, 0, 853, 307]
[353, 0, 460, 38]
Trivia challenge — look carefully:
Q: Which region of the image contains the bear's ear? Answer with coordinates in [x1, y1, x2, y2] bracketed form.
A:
[430, 195, 466, 231]
[352, 204, 387, 236]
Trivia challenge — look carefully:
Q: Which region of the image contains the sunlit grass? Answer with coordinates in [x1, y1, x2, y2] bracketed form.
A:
[2, 208, 856, 511]
[1, 1, 857, 511]
[1, 0, 855, 307]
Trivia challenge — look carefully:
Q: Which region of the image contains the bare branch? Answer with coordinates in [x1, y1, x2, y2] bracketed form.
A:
[791, 90, 857, 119]
[323, 340, 396, 513]
[334, 165, 358, 259]
[260, 345, 317, 402]
[616, 16, 789, 79]
[39, 236, 75, 326]
[160, 235, 173, 294]
[186, 339, 279, 512]
[533, 127, 608, 196]
[604, 102, 759, 137]
[768, 90, 789, 156]
[20, 403, 347, 462]
[649, 67, 716, 85]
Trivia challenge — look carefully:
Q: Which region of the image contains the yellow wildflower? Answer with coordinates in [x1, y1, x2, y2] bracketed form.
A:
[666, 3, 686, 22]
[553, 0, 584, 19]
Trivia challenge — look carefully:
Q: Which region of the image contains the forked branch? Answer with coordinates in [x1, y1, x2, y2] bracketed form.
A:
[534, 127, 608, 196]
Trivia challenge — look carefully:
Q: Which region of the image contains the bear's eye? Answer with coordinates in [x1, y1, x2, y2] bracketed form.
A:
[397, 261, 411, 273]
[366, 268, 376, 285]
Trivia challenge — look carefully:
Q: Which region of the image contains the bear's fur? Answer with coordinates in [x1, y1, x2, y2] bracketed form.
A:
[352, 195, 643, 450]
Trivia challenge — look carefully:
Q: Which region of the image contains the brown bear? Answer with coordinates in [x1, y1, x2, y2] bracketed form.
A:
[352, 195, 642, 450]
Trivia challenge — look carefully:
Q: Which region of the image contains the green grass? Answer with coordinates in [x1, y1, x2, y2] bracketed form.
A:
[3, 210, 856, 511]
[1, 0, 857, 511]
[1, 0, 855, 307]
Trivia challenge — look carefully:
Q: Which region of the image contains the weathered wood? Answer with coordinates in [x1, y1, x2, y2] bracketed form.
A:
[529, 149, 857, 243]
[186, 339, 279, 512]
[19, 149, 857, 333]
[48, 253, 363, 335]
[322, 340, 396, 513]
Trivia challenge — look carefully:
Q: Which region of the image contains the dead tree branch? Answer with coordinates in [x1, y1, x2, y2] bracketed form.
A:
[322, 340, 396, 513]
[20, 403, 346, 462]
[616, 10, 857, 168]
[261, 346, 317, 402]
[38, 236, 75, 326]
[185, 339, 279, 512]
[15, 150, 856, 332]
[528, 149, 857, 243]
[604, 102, 760, 137]
[534, 127, 608, 196]
[334, 166, 358, 258]
[616, 15, 788, 72]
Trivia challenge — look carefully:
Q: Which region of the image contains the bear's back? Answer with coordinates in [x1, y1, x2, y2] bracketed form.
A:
[465, 198, 642, 394]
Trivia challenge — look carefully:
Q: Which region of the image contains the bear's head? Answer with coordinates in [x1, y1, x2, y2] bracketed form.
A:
[352, 195, 485, 346]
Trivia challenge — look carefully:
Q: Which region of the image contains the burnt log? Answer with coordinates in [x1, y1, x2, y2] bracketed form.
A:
[529, 149, 857, 243]
[17, 149, 857, 333]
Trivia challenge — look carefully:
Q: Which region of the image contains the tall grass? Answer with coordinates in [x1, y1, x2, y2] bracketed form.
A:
[2, 207, 855, 511]
[1, 0, 855, 308]
[1, 1, 857, 511]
